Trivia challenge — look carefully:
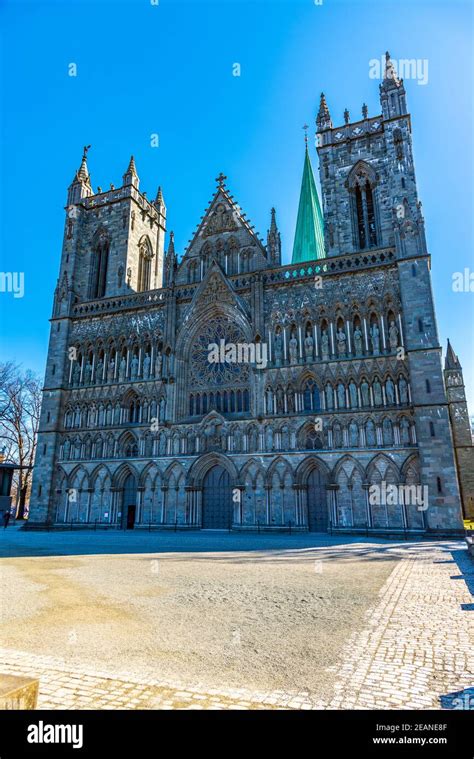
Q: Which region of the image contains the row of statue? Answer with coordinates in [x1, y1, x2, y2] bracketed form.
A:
[274, 320, 399, 364]
[71, 351, 163, 386]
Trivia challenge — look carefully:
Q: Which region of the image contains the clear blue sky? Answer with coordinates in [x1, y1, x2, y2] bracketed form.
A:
[0, 0, 473, 408]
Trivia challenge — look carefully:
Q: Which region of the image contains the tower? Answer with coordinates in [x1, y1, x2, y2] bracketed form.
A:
[444, 340, 474, 519]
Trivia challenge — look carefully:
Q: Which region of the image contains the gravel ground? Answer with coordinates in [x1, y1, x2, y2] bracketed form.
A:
[0, 529, 400, 700]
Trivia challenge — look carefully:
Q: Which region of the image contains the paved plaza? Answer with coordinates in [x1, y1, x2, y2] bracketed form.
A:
[0, 527, 472, 710]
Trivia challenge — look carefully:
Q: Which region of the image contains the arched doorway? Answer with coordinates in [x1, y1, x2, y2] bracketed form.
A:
[202, 465, 232, 529]
[122, 473, 137, 529]
[307, 467, 328, 532]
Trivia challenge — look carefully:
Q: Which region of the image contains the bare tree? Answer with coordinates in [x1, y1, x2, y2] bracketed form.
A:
[0, 362, 42, 518]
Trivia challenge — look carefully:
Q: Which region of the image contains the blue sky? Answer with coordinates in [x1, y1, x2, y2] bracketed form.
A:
[0, 0, 473, 408]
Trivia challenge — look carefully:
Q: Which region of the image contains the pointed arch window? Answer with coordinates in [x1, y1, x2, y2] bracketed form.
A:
[348, 163, 378, 251]
[89, 229, 110, 299]
[137, 237, 154, 292]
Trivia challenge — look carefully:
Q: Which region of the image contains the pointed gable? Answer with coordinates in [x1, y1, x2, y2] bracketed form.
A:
[184, 262, 250, 322]
[183, 176, 267, 260]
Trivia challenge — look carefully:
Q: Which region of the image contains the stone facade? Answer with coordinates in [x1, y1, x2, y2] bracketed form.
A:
[29, 58, 467, 533]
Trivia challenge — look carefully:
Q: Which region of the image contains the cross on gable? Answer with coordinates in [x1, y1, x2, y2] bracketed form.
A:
[215, 172, 227, 186]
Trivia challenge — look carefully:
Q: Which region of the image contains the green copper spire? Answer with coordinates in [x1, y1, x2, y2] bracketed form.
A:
[292, 144, 325, 263]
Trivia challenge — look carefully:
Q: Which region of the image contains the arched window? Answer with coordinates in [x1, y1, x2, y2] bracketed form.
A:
[137, 237, 154, 292]
[303, 379, 320, 412]
[348, 162, 378, 250]
[89, 229, 110, 299]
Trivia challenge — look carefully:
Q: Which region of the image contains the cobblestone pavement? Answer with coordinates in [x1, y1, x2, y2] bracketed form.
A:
[1, 540, 472, 710]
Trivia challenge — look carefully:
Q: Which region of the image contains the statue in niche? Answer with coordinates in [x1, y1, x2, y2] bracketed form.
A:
[130, 355, 139, 381]
[386, 378, 395, 405]
[96, 357, 104, 383]
[349, 381, 358, 408]
[143, 352, 151, 379]
[349, 421, 359, 447]
[370, 322, 380, 355]
[353, 325, 363, 355]
[373, 379, 383, 406]
[321, 329, 330, 360]
[276, 386, 284, 413]
[72, 361, 80, 385]
[400, 419, 410, 444]
[287, 390, 295, 413]
[361, 380, 370, 407]
[337, 383, 346, 408]
[389, 320, 399, 350]
[325, 383, 334, 410]
[158, 432, 167, 455]
[334, 425, 342, 448]
[155, 351, 163, 378]
[108, 356, 115, 382]
[366, 420, 376, 446]
[399, 377, 408, 404]
[119, 356, 127, 382]
[265, 427, 274, 451]
[274, 331, 283, 365]
[84, 361, 92, 384]
[336, 326, 347, 357]
[289, 332, 298, 365]
[304, 330, 314, 361]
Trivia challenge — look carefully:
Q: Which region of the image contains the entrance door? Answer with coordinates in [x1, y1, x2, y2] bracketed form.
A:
[307, 467, 328, 532]
[126, 505, 136, 530]
[122, 474, 137, 529]
[202, 465, 232, 529]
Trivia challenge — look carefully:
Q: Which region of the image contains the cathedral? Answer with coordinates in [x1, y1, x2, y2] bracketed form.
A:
[29, 53, 473, 533]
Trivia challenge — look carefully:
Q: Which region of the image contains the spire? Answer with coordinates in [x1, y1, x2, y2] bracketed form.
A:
[383, 51, 400, 86]
[316, 92, 332, 131]
[267, 207, 281, 264]
[67, 145, 93, 205]
[122, 155, 139, 188]
[445, 339, 462, 370]
[167, 230, 175, 258]
[292, 145, 325, 264]
[155, 185, 164, 204]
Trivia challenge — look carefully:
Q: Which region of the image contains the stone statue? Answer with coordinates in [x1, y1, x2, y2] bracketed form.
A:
[304, 332, 314, 361]
[119, 356, 126, 382]
[370, 322, 380, 355]
[289, 333, 298, 365]
[156, 351, 163, 378]
[349, 381, 358, 408]
[143, 352, 151, 379]
[336, 327, 347, 357]
[108, 357, 115, 382]
[321, 329, 330, 360]
[366, 421, 376, 446]
[373, 379, 383, 406]
[337, 383, 346, 408]
[389, 320, 399, 349]
[130, 355, 139, 380]
[276, 386, 284, 413]
[72, 361, 80, 385]
[325, 383, 334, 409]
[287, 390, 295, 413]
[349, 421, 359, 447]
[353, 325, 363, 355]
[386, 378, 395, 405]
[84, 361, 92, 384]
[274, 331, 283, 365]
[399, 377, 408, 404]
[361, 380, 370, 407]
[96, 357, 104, 382]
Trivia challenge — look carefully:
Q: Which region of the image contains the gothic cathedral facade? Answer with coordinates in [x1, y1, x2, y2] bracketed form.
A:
[29, 54, 472, 533]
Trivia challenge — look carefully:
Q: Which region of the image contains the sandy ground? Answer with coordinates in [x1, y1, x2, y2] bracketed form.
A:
[0, 530, 399, 700]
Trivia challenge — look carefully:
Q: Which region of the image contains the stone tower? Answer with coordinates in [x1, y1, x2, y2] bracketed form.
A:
[444, 340, 474, 519]
[316, 52, 462, 531]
